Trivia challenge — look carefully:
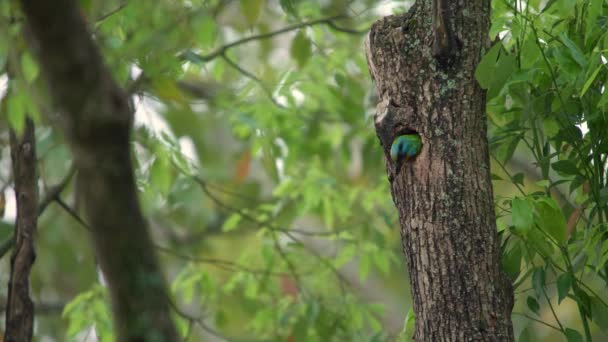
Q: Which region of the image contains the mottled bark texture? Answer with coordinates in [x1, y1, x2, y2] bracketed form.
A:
[4, 120, 38, 342]
[365, 1, 514, 340]
[18, 0, 178, 340]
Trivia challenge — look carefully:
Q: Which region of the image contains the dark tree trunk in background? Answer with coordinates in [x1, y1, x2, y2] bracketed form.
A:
[18, 0, 178, 340]
[365, 1, 514, 340]
[4, 120, 38, 342]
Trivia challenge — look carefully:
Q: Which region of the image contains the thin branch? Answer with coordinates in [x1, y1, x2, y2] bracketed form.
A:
[95, 2, 128, 24]
[270, 230, 301, 287]
[155, 244, 305, 277]
[1, 300, 65, 315]
[188, 16, 345, 63]
[326, 21, 368, 35]
[491, 153, 526, 196]
[126, 72, 147, 96]
[38, 165, 76, 216]
[168, 300, 232, 342]
[173, 164, 352, 292]
[512, 312, 562, 332]
[55, 197, 91, 230]
[168, 298, 264, 342]
[47, 198, 312, 280]
[0, 166, 76, 260]
[220, 53, 285, 109]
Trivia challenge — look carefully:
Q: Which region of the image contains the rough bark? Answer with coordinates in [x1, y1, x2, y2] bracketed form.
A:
[4, 119, 38, 342]
[18, 0, 177, 340]
[365, 1, 514, 340]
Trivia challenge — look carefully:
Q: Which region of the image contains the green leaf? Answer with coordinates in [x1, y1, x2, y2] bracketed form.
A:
[591, 296, 608, 334]
[598, 86, 608, 108]
[585, 0, 602, 42]
[543, 118, 560, 138]
[279, 0, 298, 17]
[334, 244, 355, 268]
[193, 15, 217, 48]
[512, 197, 534, 232]
[526, 296, 540, 315]
[222, 213, 242, 232]
[527, 229, 555, 258]
[520, 36, 542, 69]
[399, 308, 416, 342]
[240, 0, 265, 26]
[174, 315, 190, 337]
[573, 287, 592, 318]
[512, 172, 524, 186]
[535, 198, 567, 244]
[475, 44, 517, 99]
[150, 154, 172, 195]
[560, 33, 587, 67]
[6, 92, 26, 135]
[359, 252, 371, 281]
[552, 160, 580, 176]
[290, 30, 312, 68]
[292, 317, 309, 340]
[502, 244, 522, 281]
[322, 197, 334, 229]
[580, 64, 601, 97]
[21, 52, 39, 83]
[532, 267, 545, 298]
[535, 180, 550, 188]
[541, 0, 574, 14]
[564, 328, 583, 342]
[556, 272, 573, 304]
[373, 251, 390, 275]
[476, 43, 501, 89]
[497, 134, 521, 163]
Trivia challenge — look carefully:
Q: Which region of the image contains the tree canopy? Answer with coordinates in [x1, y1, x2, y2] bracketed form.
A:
[0, 0, 608, 341]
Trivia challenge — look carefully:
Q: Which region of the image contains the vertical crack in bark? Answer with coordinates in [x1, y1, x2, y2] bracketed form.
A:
[365, 1, 514, 340]
[431, 0, 460, 65]
[5, 119, 38, 342]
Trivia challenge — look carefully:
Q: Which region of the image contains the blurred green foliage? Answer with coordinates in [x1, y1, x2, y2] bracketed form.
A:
[0, 0, 607, 341]
[484, 0, 608, 341]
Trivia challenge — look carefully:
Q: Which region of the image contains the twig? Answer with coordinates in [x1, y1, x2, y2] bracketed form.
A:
[168, 300, 232, 342]
[156, 244, 306, 277]
[174, 164, 352, 292]
[95, 2, 128, 24]
[1, 166, 76, 260]
[512, 312, 562, 332]
[55, 197, 91, 230]
[326, 21, 368, 35]
[38, 165, 76, 216]
[220, 53, 285, 108]
[168, 298, 263, 342]
[187, 16, 345, 62]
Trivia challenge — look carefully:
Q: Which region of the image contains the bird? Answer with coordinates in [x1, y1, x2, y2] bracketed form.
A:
[390, 134, 422, 175]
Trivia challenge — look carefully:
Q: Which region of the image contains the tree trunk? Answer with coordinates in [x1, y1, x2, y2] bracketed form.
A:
[4, 119, 38, 342]
[365, 1, 514, 340]
[18, 0, 178, 340]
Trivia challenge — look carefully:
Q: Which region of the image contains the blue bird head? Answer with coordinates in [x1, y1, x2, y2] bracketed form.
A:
[390, 134, 421, 162]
